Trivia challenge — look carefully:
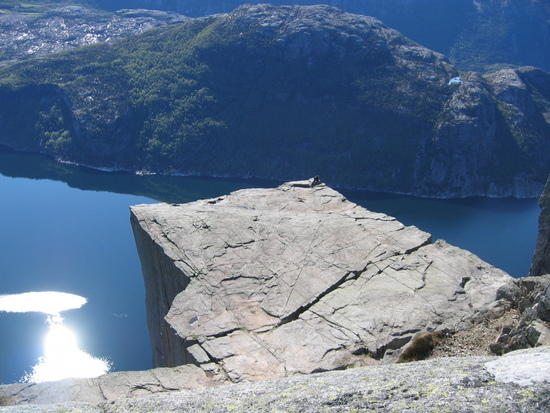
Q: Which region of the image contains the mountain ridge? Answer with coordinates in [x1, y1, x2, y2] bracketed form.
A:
[85, 0, 550, 72]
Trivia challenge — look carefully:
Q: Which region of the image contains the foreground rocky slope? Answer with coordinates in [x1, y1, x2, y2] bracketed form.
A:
[0, 5, 186, 66]
[89, 0, 550, 71]
[130, 179, 514, 376]
[1, 347, 549, 412]
[0, 5, 549, 197]
[1, 179, 549, 411]
[532, 175, 550, 276]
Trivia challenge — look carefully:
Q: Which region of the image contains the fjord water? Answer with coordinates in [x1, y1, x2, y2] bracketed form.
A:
[0, 149, 540, 384]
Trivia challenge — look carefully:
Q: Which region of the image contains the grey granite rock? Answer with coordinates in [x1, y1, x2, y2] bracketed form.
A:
[532, 175, 550, 276]
[131, 179, 513, 380]
[485, 346, 550, 387]
[1, 347, 549, 412]
[491, 274, 550, 354]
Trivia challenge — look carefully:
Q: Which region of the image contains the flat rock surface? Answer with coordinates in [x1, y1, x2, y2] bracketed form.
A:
[1, 347, 549, 412]
[131, 179, 513, 381]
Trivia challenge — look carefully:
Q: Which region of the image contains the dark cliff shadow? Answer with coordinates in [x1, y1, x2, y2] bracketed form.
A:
[0, 146, 278, 204]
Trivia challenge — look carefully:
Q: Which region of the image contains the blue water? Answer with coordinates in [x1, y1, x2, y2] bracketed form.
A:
[0, 148, 541, 384]
[0, 175, 153, 383]
[344, 190, 540, 279]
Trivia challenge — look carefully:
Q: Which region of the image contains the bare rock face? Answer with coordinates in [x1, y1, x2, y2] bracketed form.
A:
[415, 67, 550, 197]
[531, 175, 550, 276]
[0, 363, 224, 407]
[130, 179, 513, 382]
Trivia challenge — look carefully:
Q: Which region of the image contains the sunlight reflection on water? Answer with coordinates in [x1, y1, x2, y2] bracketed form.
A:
[24, 314, 110, 383]
[0, 291, 110, 383]
[0, 291, 87, 314]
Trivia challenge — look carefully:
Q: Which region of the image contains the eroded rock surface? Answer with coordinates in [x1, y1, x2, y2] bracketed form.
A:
[1, 347, 549, 412]
[131, 179, 513, 381]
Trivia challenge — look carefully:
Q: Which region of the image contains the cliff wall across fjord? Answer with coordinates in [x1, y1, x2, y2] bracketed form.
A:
[531, 175, 550, 277]
[0, 5, 549, 198]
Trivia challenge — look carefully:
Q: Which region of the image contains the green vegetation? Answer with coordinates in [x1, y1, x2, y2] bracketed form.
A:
[0, 6, 548, 195]
[0, 12, 442, 188]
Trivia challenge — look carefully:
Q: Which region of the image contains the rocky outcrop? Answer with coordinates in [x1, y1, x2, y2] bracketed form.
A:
[0, 5, 548, 197]
[414, 67, 550, 197]
[0, 178, 548, 411]
[491, 275, 550, 354]
[1, 347, 549, 412]
[130, 179, 513, 381]
[0, 6, 187, 66]
[531, 175, 550, 276]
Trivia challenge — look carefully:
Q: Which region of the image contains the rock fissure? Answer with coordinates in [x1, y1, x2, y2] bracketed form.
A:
[309, 309, 363, 343]
[96, 382, 108, 401]
[277, 269, 361, 327]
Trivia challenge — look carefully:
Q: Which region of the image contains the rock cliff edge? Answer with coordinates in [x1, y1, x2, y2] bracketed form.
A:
[130, 179, 514, 380]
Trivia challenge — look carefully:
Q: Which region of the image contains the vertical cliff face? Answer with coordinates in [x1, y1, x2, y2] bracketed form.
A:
[130, 213, 193, 367]
[531, 175, 550, 276]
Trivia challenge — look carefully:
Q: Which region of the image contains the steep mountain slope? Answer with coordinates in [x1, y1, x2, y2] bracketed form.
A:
[0, 5, 549, 197]
[87, 0, 550, 72]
